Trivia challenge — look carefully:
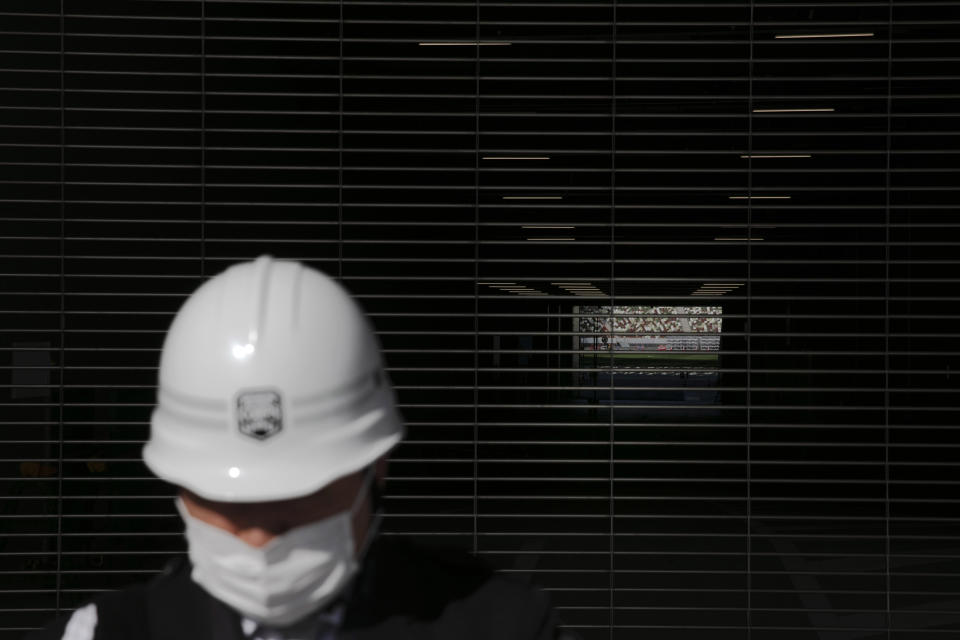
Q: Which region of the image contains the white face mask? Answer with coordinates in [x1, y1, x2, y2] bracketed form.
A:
[175, 466, 378, 627]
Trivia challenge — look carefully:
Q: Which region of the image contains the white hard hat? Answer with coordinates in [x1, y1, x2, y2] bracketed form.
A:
[143, 254, 405, 502]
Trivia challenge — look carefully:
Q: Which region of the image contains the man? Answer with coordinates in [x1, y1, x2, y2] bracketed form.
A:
[26, 255, 569, 640]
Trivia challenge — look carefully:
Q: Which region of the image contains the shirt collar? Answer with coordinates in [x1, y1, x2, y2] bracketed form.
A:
[241, 601, 346, 639]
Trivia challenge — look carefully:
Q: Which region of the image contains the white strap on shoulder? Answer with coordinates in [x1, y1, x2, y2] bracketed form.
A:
[61, 603, 98, 640]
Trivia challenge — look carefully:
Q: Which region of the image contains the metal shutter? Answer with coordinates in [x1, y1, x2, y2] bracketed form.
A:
[2, 1, 959, 638]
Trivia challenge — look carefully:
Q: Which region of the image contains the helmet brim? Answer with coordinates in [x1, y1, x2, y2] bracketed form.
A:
[143, 406, 404, 503]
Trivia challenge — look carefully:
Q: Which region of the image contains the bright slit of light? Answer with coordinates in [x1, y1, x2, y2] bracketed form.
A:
[418, 41, 512, 46]
[774, 32, 873, 38]
[232, 343, 255, 359]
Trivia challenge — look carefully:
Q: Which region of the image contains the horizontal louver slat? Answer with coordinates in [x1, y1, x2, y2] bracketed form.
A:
[2, 0, 958, 638]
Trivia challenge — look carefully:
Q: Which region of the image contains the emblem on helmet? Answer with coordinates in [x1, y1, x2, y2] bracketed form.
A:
[237, 390, 283, 441]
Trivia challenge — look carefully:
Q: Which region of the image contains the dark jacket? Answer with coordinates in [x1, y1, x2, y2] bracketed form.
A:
[23, 534, 574, 640]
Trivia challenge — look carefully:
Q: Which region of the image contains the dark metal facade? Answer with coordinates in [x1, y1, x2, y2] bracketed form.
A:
[2, 1, 959, 638]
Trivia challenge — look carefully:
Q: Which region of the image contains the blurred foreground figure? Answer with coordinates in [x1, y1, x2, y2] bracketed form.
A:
[27, 255, 570, 640]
